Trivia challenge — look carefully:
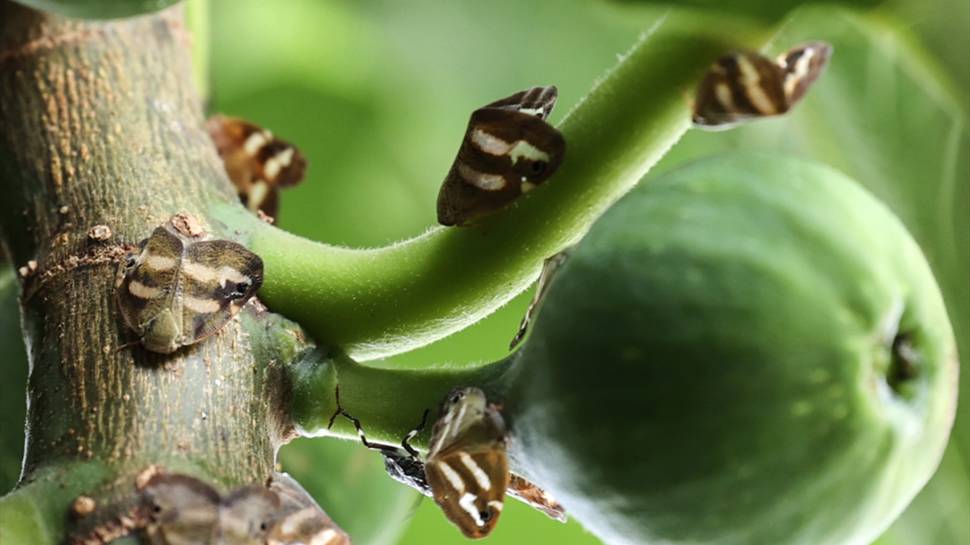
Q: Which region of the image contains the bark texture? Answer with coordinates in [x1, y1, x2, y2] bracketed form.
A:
[0, 0, 286, 497]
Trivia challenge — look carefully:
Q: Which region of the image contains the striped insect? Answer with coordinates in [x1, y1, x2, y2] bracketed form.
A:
[68, 471, 351, 545]
[333, 387, 565, 539]
[437, 86, 566, 226]
[207, 115, 307, 220]
[266, 473, 352, 545]
[692, 42, 832, 129]
[135, 473, 350, 545]
[423, 387, 510, 537]
[116, 218, 263, 354]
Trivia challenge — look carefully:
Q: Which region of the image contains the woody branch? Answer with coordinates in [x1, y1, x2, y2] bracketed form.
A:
[0, 2, 305, 540]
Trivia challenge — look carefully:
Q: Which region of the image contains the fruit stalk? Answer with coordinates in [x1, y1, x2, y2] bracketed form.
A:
[221, 13, 765, 362]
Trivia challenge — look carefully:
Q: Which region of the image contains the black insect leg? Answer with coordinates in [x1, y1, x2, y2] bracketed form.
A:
[401, 409, 430, 458]
[328, 385, 401, 455]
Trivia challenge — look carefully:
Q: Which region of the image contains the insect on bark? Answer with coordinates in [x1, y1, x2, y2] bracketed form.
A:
[68, 471, 350, 545]
[692, 42, 832, 129]
[437, 86, 566, 226]
[332, 387, 566, 539]
[207, 115, 308, 220]
[116, 218, 263, 354]
[139, 472, 350, 545]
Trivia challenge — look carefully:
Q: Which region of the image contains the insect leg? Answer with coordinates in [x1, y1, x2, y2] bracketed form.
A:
[401, 409, 430, 458]
[328, 385, 403, 455]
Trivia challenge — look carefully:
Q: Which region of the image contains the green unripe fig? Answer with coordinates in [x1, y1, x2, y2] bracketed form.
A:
[12, 0, 180, 19]
[509, 154, 958, 545]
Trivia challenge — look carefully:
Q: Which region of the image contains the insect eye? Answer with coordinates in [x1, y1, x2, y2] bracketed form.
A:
[230, 281, 251, 299]
[529, 160, 547, 176]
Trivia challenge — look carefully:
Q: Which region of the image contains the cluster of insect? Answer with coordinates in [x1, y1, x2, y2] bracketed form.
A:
[106, 39, 832, 543]
[69, 470, 349, 545]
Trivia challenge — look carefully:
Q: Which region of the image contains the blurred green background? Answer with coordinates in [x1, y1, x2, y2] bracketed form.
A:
[1, 1, 967, 544]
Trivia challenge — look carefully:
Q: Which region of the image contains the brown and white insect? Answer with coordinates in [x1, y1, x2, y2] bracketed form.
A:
[437, 86, 566, 226]
[692, 42, 832, 129]
[207, 115, 307, 220]
[139, 473, 349, 545]
[266, 473, 352, 545]
[334, 387, 565, 539]
[68, 471, 349, 545]
[116, 218, 263, 353]
[510, 250, 570, 349]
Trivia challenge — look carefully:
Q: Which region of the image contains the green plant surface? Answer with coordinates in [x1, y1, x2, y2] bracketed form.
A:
[0, 1, 966, 544]
[218, 12, 764, 362]
[0, 462, 112, 545]
[509, 152, 957, 545]
[609, 0, 884, 20]
[10, 0, 180, 19]
[648, 6, 969, 543]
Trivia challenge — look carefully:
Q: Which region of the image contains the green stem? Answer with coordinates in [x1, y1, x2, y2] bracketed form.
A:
[289, 349, 518, 448]
[214, 15, 763, 362]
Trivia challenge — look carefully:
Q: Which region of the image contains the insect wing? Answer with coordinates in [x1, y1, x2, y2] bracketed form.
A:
[216, 486, 279, 545]
[266, 473, 351, 545]
[117, 226, 185, 353]
[484, 85, 558, 119]
[180, 239, 263, 346]
[437, 88, 565, 226]
[692, 50, 787, 129]
[206, 115, 307, 218]
[140, 474, 220, 545]
[425, 388, 510, 538]
[507, 474, 567, 522]
[776, 41, 832, 105]
[426, 447, 509, 539]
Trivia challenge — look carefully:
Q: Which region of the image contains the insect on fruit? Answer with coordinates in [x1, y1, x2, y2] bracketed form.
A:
[116, 218, 263, 354]
[692, 42, 832, 129]
[437, 86, 566, 226]
[207, 115, 307, 220]
[332, 387, 566, 539]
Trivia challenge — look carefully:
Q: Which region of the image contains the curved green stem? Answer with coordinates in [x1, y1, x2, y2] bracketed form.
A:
[289, 349, 518, 448]
[214, 14, 764, 361]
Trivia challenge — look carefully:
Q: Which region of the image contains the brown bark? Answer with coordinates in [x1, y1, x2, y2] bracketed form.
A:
[0, 0, 286, 496]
